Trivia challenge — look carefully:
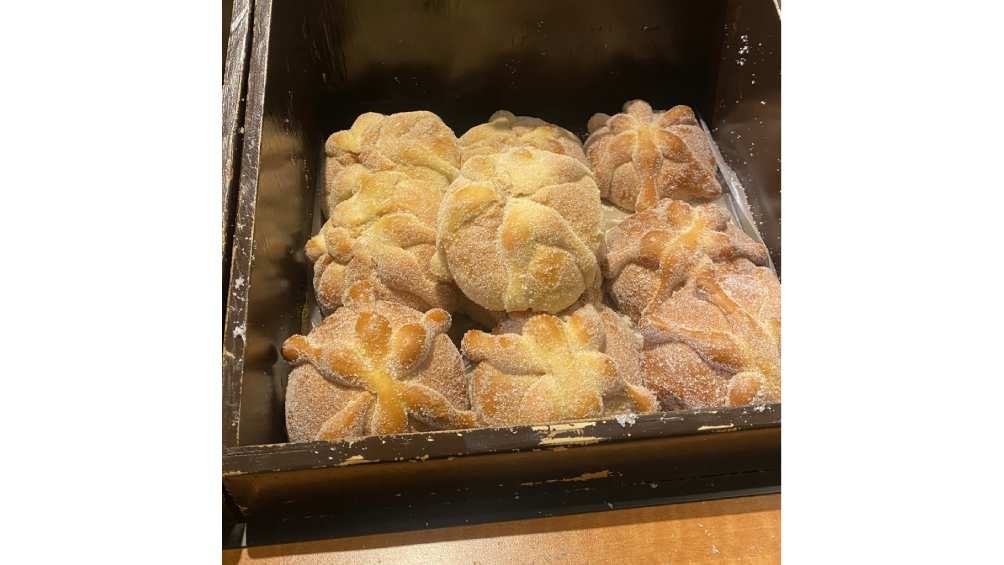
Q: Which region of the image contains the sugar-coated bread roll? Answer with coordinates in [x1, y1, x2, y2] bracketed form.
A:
[306, 169, 459, 315]
[282, 282, 474, 441]
[458, 111, 587, 164]
[324, 111, 461, 216]
[604, 198, 769, 321]
[491, 302, 654, 415]
[433, 147, 603, 313]
[585, 100, 722, 212]
[463, 303, 658, 426]
[640, 258, 780, 409]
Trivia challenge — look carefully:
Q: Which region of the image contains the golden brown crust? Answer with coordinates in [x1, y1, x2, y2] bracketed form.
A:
[459, 111, 588, 164]
[307, 170, 459, 315]
[282, 282, 474, 441]
[285, 364, 364, 443]
[585, 100, 722, 211]
[640, 258, 780, 409]
[324, 111, 461, 216]
[435, 148, 603, 313]
[286, 108, 779, 438]
[604, 198, 769, 321]
[463, 303, 658, 426]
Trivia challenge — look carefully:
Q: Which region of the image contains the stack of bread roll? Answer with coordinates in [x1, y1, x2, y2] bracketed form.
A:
[282, 101, 780, 442]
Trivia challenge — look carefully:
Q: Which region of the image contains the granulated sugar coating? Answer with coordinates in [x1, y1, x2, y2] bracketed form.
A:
[282, 281, 474, 442]
[640, 257, 780, 409]
[585, 100, 723, 212]
[285, 364, 362, 443]
[462, 303, 658, 426]
[605, 198, 769, 321]
[458, 111, 588, 165]
[434, 147, 603, 314]
[324, 111, 460, 216]
[491, 302, 649, 403]
[596, 305, 648, 392]
[309, 110, 463, 316]
[306, 169, 459, 315]
[286, 105, 781, 440]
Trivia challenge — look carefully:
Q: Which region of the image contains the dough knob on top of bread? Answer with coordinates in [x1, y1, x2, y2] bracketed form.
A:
[584, 99, 722, 212]
[433, 147, 603, 314]
[604, 198, 769, 321]
[324, 110, 461, 216]
[282, 281, 474, 442]
[462, 303, 657, 426]
[458, 111, 587, 164]
[639, 257, 780, 410]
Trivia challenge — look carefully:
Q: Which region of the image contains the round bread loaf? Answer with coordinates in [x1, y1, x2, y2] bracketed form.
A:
[306, 169, 458, 315]
[640, 258, 780, 409]
[282, 282, 474, 441]
[585, 100, 722, 212]
[604, 198, 769, 321]
[492, 302, 653, 415]
[462, 303, 657, 426]
[458, 111, 587, 164]
[324, 111, 461, 216]
[433, 147, 603, 313]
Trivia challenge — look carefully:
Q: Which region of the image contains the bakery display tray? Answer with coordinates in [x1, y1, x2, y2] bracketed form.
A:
[223, 0, 780, 547]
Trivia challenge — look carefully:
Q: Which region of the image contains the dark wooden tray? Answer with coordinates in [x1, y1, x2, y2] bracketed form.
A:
[223, 0, 781, 547]
[222, 0, 253, 311]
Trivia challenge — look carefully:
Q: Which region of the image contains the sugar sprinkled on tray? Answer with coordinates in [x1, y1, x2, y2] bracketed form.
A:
[614, 413, 637, 428]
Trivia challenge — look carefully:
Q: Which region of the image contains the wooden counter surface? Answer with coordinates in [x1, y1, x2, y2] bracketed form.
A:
[224, 493, 780, 564]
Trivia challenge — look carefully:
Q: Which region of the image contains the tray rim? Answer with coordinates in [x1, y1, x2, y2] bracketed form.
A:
[224, 403, 780, 476]
[223, 0, 272, 450]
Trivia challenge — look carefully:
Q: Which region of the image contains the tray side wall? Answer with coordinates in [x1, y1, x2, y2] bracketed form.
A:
[711, 0, 781, 271]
